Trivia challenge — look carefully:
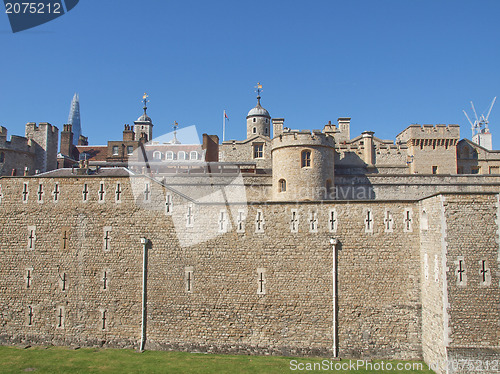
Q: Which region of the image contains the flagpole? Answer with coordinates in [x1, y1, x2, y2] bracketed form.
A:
[223, 110, 226, 142]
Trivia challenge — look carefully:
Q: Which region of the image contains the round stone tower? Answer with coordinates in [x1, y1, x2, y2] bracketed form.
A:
[247, 95, 271, 139]
[271, 130, 335, 201]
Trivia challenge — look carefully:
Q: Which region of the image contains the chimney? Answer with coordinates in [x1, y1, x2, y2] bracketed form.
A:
[123, 124, 135, 141]
[362, 131, 375, 166]
[60, 124, 74, 157]
[337, 118, 351, 140]
[202, 134, 219, 162]
[272, 118, 285, 137]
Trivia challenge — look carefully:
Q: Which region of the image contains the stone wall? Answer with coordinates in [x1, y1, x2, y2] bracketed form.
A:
[419, 195, 448, 372]
[0, 174, 421, 358]
[397, 125, 460, 175]
[0, 127, 36, 176]
[25, 122, 59, 173]
[419, 193, 500, 374]
[220, 136, 271, 170]
[335, 174, 500, 201]
[441, 194, 500, 373]
[0, 174, 498, 370]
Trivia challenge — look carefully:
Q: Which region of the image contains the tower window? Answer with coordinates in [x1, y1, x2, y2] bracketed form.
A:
[265, 128, 268, 134]
[253, 118, 256, 123]
[279, 179, 286, 192]
[0, 152, 4, 163]
[112, 146, 119, 156]
[253, 144, 263, 159]
[265, 119, 268, 123]
[432, 166, 438, 174]
[253, 127, 256, 134]
[301, 150, 311, 168]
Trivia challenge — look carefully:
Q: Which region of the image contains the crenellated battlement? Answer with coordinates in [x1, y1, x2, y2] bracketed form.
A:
[25, 121, 58, 134]
[0, 128, 32, 153]
[396, 124, 460, 142]
[272, 129, 335, 150]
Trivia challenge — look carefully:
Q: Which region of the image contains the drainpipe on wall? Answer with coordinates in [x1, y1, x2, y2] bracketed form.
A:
[140, 237, 149, 351]
[330, 237, 339, 358]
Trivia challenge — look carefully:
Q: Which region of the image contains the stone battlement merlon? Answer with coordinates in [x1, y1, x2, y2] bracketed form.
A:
[25, 122, 58, 134]
[0, 134, 32, 153]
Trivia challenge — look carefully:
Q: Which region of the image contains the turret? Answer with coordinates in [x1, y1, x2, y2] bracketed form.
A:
[134, 93, 153, 142]
[396, 124, 460, 174]
[247, 95, 271, 139]
[271, 130, 335, 201]
[25, 122, 59, 173]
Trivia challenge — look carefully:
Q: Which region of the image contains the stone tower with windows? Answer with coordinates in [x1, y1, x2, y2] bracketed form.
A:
[396, 124, 460, 174]
[134, 96, 153, 142]
[271, 125, 335, 201]
[25, 122, 59, 173]
[246, 95, 271, 139]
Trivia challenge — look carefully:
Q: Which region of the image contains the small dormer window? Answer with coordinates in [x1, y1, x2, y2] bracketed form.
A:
[253, 118, 256, 123]
[112, 146, 119, 156]
[253, 127, 256, 134]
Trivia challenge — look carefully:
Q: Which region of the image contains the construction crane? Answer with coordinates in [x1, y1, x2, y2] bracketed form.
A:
[463, 97, 497, 138]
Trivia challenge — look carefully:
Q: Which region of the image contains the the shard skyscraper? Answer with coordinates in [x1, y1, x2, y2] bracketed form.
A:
[68, 93, 81, 145]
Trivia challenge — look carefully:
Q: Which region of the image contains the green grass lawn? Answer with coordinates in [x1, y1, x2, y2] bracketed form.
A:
[0, 346, 434, 374]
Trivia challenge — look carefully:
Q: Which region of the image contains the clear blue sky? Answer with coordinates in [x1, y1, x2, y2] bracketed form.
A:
[1, 0, 499, 147]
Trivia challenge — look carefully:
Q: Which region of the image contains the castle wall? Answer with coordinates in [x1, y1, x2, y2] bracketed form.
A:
[0, 175, 498, 369]
[0, 128, 36, 176]
[0, 175, 422, 359]
[335, 174, 500, 200]
[441, 194, 500, 373]
[419, 193, 500, 374]
[419, 195, 448, 373]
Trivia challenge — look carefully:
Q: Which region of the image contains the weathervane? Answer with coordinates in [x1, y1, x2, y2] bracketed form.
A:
[254, 82, 263, 104]
[142, 93, 149, 110]
[172, 121, 178, 132]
